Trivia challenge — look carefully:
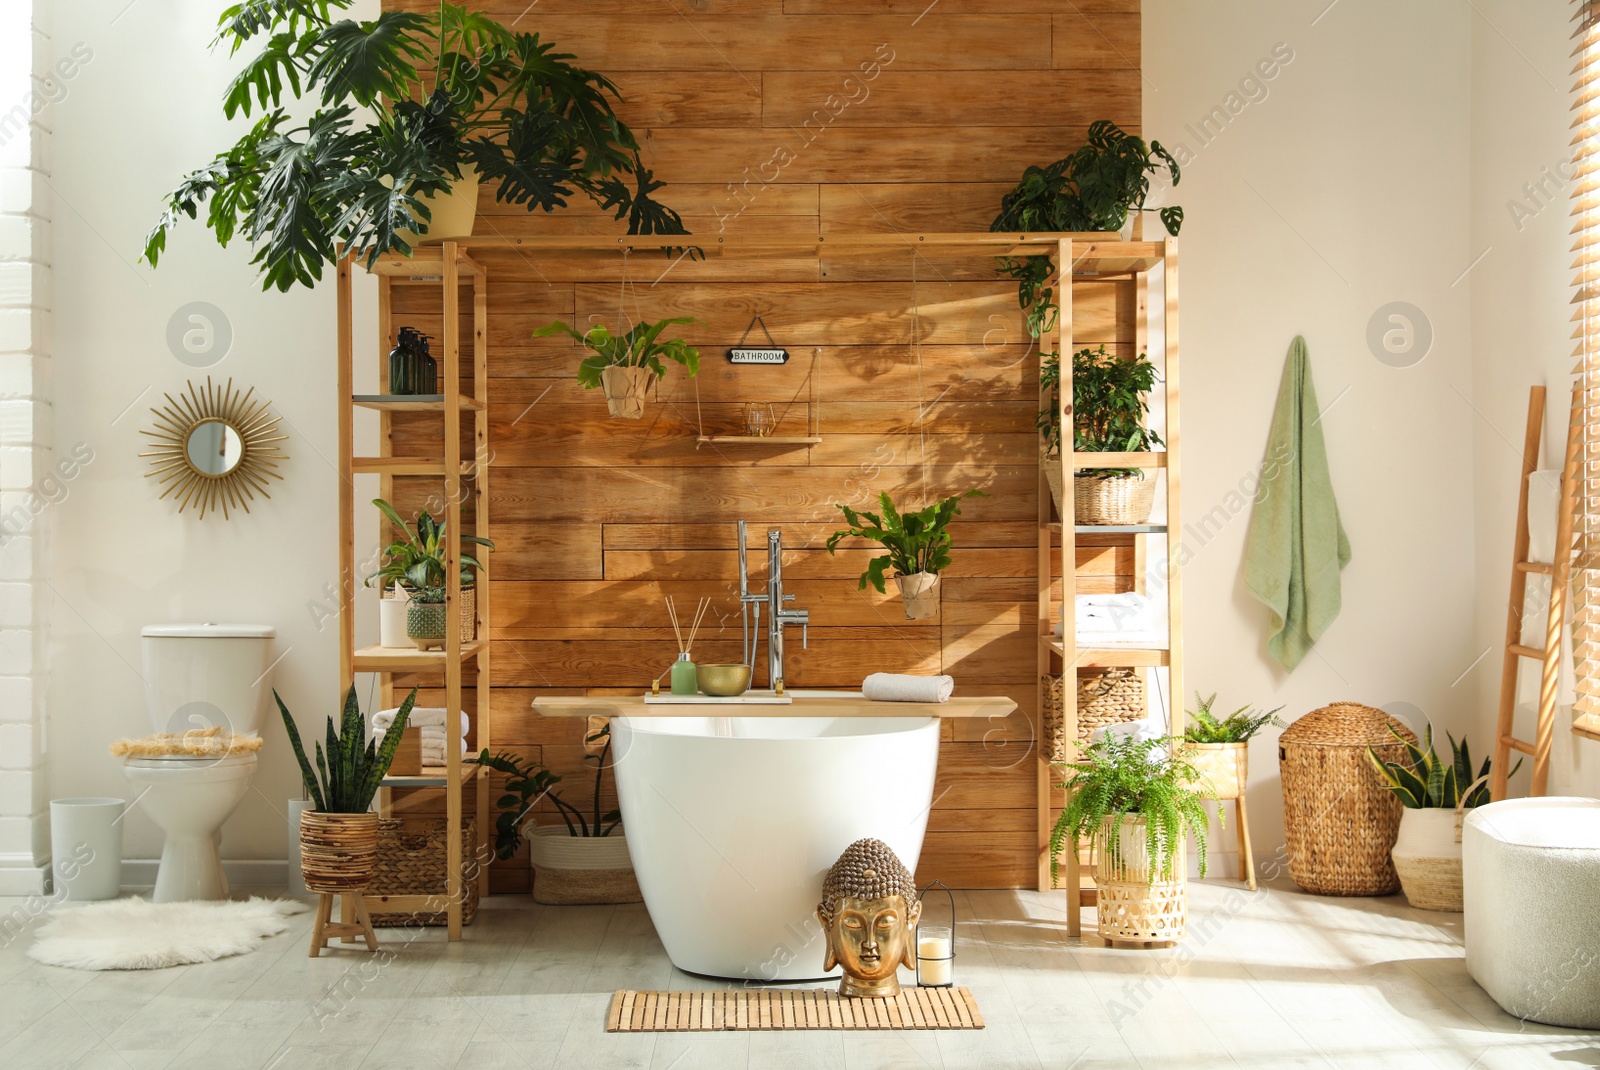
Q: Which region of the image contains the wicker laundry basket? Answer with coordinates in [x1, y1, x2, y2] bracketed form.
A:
[1279, 703, 1417, 896]
[1075, 472, 1157, 525]
[1043, 669, 1146, 762]
[368, 818, 481, 927]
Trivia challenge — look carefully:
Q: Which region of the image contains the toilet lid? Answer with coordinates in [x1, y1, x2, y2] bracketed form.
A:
[142, 623, 276, 638]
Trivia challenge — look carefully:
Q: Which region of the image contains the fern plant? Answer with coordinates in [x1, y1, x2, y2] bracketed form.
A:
[992, 120, 1183, 339]
[277, 686, 417, 813]
[1367, 725, 1517, 809]
[532, 317, 701, 388]
[825, 489, 986, 593]
[1049, 734, 1213, 885]
[1183, 693, 1286, 744]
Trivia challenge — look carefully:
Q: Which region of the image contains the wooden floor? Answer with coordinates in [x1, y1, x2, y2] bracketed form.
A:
[0, 880, 1589, 1069]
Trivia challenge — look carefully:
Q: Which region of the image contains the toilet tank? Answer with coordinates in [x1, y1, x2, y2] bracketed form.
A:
[142, 624, 277, 738]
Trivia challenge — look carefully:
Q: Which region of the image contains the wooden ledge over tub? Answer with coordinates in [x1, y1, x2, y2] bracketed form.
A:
[532, 695, 1018, 719]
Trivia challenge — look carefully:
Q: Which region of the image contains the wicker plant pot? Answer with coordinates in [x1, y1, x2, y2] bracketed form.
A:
[300, 811, 380, 893]
[1093, 815, 1186, 944]
[1075, 472, 1157, 525]
[1182, 742, 1248, 801]
[406, 586, 476, 650]
[530, 826, 642, 905]
[894, 572, 940, 620]
[1279, 702, 1417, 896]
[599, 366, 654, 420]
[1043, 669, 1146, 763]
[1391, 808, 1466, 912]
[368, 818, 481, 927]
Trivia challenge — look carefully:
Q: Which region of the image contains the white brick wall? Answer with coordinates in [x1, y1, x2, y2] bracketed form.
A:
[0, 0, 50, 896]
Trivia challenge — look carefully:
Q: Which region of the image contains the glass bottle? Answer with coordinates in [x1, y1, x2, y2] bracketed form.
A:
[670, 652, 698, 695]
[415, 333, 439, 395]
[388, 328, 418, 394]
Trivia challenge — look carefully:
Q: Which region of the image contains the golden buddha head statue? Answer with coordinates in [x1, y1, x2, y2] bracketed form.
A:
[816, 838, 922, 998]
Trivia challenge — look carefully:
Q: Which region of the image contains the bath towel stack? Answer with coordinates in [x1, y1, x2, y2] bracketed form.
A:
[1070, 593, 1165, 646]
[372, 708, 468, 765]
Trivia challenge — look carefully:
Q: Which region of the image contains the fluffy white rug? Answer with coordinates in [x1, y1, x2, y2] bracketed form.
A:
[27, 897, 308, 970]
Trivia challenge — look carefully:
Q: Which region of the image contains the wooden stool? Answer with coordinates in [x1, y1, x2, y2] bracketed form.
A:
[309, 891, 379, 957]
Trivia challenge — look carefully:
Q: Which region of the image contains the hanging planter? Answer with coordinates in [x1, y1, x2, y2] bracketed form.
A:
[894, 572, 941, 621]
[534, 316, 701, 422]
[599, 366, 655, 420]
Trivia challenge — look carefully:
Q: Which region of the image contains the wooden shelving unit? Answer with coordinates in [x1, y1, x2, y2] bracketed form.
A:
[1037, 238, 1181, 936]
[335, 242, 493, 941]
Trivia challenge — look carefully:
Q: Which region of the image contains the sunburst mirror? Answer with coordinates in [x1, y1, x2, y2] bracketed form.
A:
[140, 378, 288, 519]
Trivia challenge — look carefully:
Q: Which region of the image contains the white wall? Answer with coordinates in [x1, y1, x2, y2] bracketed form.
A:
[43, 0, 375, 871]
[1467, 1, 1600, 798]
[1145, 0, 1480, 868]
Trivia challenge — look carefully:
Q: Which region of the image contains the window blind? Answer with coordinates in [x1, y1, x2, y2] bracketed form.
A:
[1572, 0, 1600, 722]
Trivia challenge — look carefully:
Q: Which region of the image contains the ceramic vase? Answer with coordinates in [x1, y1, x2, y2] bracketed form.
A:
[1391, 808, 1465, 912]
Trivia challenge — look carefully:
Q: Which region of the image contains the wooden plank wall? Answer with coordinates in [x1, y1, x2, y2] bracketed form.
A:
[383, 0, 1141, 891]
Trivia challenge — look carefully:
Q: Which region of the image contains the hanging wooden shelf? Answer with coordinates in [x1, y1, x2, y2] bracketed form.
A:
[695, 435, 822, 447]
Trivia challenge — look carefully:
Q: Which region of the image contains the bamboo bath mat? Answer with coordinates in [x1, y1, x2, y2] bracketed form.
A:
[607, 987, 984, 1032]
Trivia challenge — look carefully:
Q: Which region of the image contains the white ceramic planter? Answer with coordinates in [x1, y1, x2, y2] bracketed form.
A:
[529, 825, 641, 905]
[379, 590, 409, 649]
[1391, 807, 1465, 911]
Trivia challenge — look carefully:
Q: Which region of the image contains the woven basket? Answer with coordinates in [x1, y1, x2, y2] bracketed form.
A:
[1075, 473, 1157, 525]
[300, 811, 379, 893]
[1043, 669, 1146, 762]
[1279, 702, 1417, 896]
[1181, 742, 1248, 801]
[531, 826, 642, 905]
[1093, 816, 1186, 943]
[368, 818, 481, 927]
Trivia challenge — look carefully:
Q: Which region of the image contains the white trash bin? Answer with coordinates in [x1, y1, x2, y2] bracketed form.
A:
[50, 797, 124, 900]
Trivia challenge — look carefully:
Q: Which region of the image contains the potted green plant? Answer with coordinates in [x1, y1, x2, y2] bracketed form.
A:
[142, 1, 689, 291]
[476, 721, 640, 905]
[1040, 346, 1164, 524]
[277, 686, 417, 893]
[825, 489, 986, 621]
[365, 499, 493, 648]
[532, 317, 701, 419]
[992, 119, 1183, 341]
[1369, 726, 1518, 912]
[1049, 734, 1212, 944]
[1180, 693, 1286, 802]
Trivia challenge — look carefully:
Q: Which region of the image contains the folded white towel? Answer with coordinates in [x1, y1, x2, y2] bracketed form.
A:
[372, 707, 468, 733]
[374, 728, 467, 759]
[862, 673, 954, 703]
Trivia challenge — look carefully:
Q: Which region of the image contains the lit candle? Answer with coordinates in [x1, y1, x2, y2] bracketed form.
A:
[918, 926, 953, 987]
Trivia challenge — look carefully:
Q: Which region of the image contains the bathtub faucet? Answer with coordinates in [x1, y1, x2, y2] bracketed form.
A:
[736, 521, 808, 691]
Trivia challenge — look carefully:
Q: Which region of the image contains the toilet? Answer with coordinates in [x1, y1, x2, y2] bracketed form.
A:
[121, 624, 275, 902]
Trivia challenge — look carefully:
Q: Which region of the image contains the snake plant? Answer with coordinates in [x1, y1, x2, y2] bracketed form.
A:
[277, 686, 417, 813]
[1367, 724, 1517, 809]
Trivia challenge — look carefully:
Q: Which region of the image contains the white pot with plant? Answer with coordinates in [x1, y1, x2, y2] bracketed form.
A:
[1050, 734, 1213, 944]
[1039, 345, 1163, 525]
[477, 721, 641, 905]
[533, 317, 701, 420]
[825, 489, 986, 621]
[365, 498, 494, 648]
[1369, 725, 1515, 912]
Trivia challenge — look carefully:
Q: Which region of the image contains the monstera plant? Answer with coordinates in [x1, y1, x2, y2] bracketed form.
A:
[143, 0, 688, 291]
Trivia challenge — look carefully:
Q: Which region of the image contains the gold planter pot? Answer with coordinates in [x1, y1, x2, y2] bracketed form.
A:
[300, 811, 380, 894]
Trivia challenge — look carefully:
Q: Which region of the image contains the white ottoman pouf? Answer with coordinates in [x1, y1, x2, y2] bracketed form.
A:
[1463, 796, 1600, 1028]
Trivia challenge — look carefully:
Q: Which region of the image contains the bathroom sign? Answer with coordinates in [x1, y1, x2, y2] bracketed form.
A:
[727, 314, 789, 364]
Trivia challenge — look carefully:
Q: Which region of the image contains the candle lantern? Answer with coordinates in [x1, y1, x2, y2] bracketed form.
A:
[916, 880, 956, 988]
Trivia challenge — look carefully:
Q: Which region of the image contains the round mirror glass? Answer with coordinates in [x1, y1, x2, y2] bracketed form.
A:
[185, 419, 244, 477]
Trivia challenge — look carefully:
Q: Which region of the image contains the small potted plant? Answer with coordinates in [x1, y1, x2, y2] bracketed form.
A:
[992, 119, 1182, 342]
[1049, 734, 1212, 944]
[1369, 726, 1517, 912]
[476, 720, 640, 904]
[532, 318, 701, 419]
[1040, 346, 1164, 524]
[278, 686, 417, 893]
[1180, 693, 1286, 802]
[143, 2, 688, 291]
[825, 489, 986, 620]
[365, 498, 493, 648]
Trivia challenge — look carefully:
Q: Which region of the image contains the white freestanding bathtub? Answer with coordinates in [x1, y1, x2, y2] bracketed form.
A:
[611, 711, 940, 981]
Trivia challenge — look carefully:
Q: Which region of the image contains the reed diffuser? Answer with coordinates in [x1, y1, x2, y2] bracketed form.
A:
[665, 595, 711, 695]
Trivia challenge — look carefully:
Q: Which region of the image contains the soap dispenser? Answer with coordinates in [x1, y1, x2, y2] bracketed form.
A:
[415, 333, 439, 395]
[388, 328, 419, 394]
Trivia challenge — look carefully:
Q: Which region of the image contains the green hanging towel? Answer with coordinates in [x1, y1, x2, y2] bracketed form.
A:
[1243, 336, 1350, 670]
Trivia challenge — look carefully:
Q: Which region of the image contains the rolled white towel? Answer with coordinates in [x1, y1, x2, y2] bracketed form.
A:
[372, 707, 468, 733]
[862, 673, 954, 704]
